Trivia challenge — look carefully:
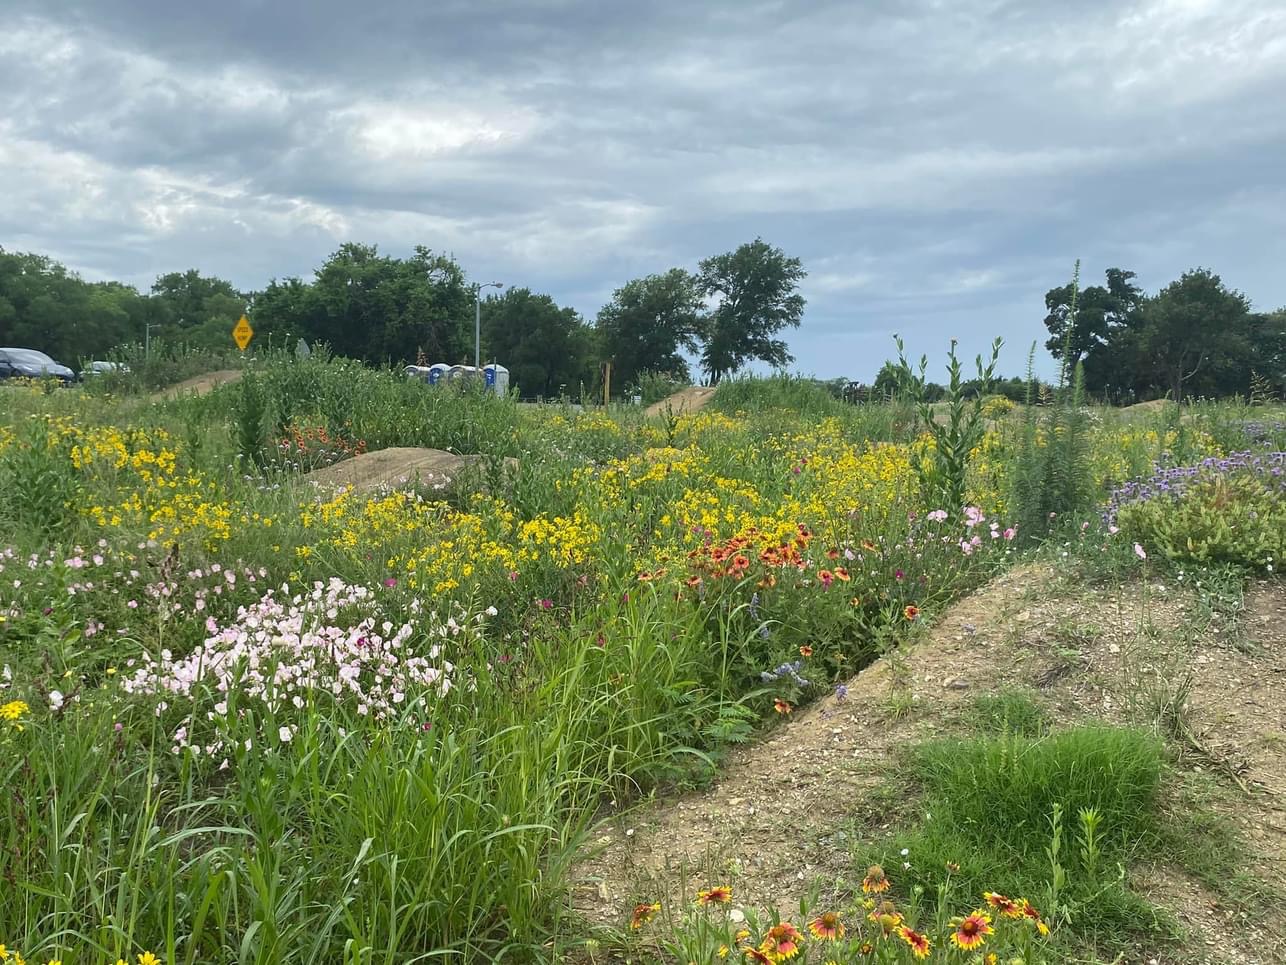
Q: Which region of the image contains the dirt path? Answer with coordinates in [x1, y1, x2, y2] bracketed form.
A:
[153, 369, 243, 400]
[644, 386, 716, 418]
[572, 566, 1286, 963]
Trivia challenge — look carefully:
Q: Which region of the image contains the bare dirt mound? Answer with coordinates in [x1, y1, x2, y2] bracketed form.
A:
[1120, 398, 1174, 417]
[299, 447, 514, 494]
[572, 568, 1286, 961]
[644, 386, 716, 418]
[154, 369, 243, 400]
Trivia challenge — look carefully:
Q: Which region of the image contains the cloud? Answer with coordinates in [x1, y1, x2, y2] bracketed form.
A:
[1, 0, 1284, 378]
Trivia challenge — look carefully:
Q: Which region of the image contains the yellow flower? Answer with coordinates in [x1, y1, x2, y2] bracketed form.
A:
[138, 954, 161, 965]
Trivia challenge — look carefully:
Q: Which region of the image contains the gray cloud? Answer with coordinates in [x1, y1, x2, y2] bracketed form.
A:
[2, 0, 1285, 378]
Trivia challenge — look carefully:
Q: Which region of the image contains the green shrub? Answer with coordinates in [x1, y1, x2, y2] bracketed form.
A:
[1117, 467, 1285, 569]
[0, 418, 82, 538]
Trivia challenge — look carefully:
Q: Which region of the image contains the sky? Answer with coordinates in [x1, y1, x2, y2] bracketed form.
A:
[2, 0, 1285, 381]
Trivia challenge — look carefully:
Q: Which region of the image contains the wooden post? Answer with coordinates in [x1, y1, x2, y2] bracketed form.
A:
[603, 361, 611, 406]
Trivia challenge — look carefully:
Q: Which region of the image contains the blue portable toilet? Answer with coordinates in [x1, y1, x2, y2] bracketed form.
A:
[428, 363, 449, 385]
[483, 363, 509, 396]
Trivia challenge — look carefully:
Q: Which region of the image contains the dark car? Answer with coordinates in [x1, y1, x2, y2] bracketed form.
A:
[0, 347, 78, 383]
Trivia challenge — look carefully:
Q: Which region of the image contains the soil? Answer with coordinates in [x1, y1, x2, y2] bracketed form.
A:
[153, 369, 243, 400]
[298, 447, 515, 494]
[571, 566, 1286, 964]
[644, 386, 716, 418]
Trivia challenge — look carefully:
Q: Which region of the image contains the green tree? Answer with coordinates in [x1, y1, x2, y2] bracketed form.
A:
[150, 269, 246, 347]
[0, 248, 148, 360]
[283, 243, 471, 365]
[481, 287, 595, 397]
[595, 269, 704, 389]
[1044, 267, 1142, 377]
[1134, 268, 1251, 401]
[696, 239, 805, 383]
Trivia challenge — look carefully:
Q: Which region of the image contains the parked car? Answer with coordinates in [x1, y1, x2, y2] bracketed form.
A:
[82, 360, 130, 377]
[0, 347, 77, 383]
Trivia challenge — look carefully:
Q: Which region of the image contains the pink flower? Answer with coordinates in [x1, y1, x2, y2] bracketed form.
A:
[538, 598, 553, 610]
[964, 506, 985, 528]
[1003, 528, 1016, 541]
[927, 509, 948, 523]
[383, 578, 397, 588]
[894, 569, 905, 581]
[1134, 543, 1147, 560]
[1108, 525, 1120, 535]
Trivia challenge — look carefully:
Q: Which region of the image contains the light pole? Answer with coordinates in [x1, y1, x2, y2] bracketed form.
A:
[474, 281, 503, 372]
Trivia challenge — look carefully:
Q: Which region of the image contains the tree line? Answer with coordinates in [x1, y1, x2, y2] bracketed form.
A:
[0, 239, 806, 397]
[1043, 266, 1284, 402]
[4, 242, 1282, 401]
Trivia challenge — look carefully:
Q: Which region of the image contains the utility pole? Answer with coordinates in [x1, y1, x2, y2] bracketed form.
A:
[474, 281, 504, 373]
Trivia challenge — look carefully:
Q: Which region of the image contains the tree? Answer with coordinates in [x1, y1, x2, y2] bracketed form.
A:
[595, 269, 704, 389]
[150, 269, 246, 347]
[872, 361, 902, 398]
[282, 243, 472, 365]
[696, 238, 805, 383]
[1043, 267, 1142, 376]
[481, 287, 595, 397]
[1134, 268, 1251, 401]
[0, 247, 149, 360]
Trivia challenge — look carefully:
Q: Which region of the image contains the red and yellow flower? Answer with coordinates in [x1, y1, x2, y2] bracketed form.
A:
[903, 604, 920, 621]
[861, 864, 890, 894]
[983, 891, 1021, 918]
[759, 922, 803, 961]
[697, 885, 733, 906]
[807, 911, 844, 940]
[629, 901, 660, 930]
[949, 910, 993, 950]
[774, 698, 793, 715]
[898, 925, 932, 959]
[1020, 898, 1051, 935]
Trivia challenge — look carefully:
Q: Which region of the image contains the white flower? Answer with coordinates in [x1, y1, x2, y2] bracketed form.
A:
[278, 725, 293, 743]
[1134, 543, 1147, 560]
[49, 689, 65, 710]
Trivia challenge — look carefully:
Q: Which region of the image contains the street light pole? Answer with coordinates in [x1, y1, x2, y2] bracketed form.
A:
[473, 281, 504, 373]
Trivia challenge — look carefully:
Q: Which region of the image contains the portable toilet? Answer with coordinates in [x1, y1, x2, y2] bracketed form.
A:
[447, 364, 481, 382]
[403, 365, 430, 382]
[427, 363, 449, 386]
[484, 363, 509, 396]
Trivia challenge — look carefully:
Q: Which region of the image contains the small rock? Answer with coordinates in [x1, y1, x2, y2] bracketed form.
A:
[943, 677, 969, 690]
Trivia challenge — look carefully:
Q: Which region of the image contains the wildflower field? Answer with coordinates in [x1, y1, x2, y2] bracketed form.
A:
[1, 357, 1283, 964]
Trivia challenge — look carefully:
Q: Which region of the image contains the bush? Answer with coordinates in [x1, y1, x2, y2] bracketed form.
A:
[1112, 452, 1286, 569]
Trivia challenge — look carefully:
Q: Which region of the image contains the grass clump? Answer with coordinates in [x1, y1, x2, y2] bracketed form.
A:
[864, 726, 1167, 949]
[965, 688, 1049, 737]
[710, 373, 848, 418]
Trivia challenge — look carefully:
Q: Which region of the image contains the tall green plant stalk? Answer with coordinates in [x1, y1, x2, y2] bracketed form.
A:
[893, 335, 1004, 513]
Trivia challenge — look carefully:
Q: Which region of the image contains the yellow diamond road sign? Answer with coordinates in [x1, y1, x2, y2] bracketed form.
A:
[232, 315, 254, 351]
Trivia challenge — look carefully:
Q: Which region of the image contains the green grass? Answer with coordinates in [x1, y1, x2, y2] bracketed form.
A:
[964, 688, 1049, 737]
[861, 727, 1170, 950]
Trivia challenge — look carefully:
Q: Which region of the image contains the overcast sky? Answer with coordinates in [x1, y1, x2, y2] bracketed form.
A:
[2, 0, 1284, 379]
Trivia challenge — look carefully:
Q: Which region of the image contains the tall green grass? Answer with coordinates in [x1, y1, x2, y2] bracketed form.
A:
[861, 727, 1167, 948]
